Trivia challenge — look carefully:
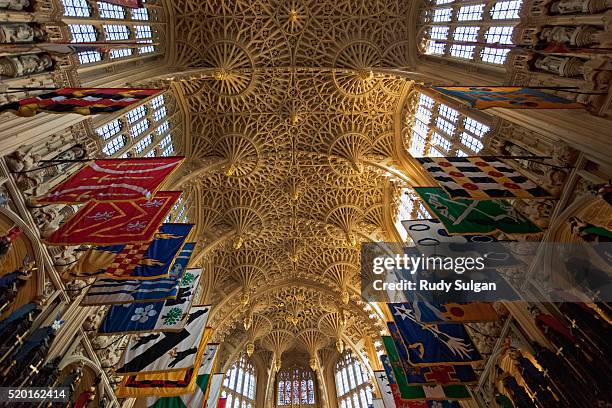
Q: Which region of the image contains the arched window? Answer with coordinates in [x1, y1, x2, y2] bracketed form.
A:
[277, 366, 316, 406]
[396, 90, 492, 236]
[221, 354, 257, 408]
[395, 188, 429, 241]
[418, 0, 523, 66]
[61, 0, 162, 65]
[407, 92, 490, 158]
[94, 93, 177, 159]
[334, 351, 373, 408]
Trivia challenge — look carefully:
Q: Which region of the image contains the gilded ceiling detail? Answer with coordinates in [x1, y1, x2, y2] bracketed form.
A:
[162, 0, 416, 364]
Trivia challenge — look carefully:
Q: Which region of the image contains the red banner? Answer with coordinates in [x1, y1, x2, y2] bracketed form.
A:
[46, 191, 180, 245]
[101, 0, 144, 8]
[0, 88, 161, 117]
[37, 157, 184, 204]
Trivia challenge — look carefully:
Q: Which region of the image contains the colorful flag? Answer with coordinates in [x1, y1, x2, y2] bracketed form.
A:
[117, 341, 218, 400]
[374, 370, 397, 408]
[388, 304, 482, 365]
[401, 218, 519, 268]
[117, 305, 211, 375]
[81, 243, 195, 304]
[98, 269, 202, 334]
[68, 224, 192, 280]
[414, 187, 541, 235]
[417, 157, 551, 200]
[433, 86, 584, 109]
[37, 157, 184, 204]
[217, 398, 227, 408]
[132, 346, 221, 406]
[387, 323, 477, 385]
[205, 373, 225, 408]
[0, 87, 161, 117]
[390, 301, 497, 324]
[382, 347, 470, 402]
[46, 192, 182, 245]
[70, 239, 195, 284]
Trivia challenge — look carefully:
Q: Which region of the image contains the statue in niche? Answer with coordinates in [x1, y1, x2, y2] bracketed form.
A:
[45, 143, 87, 178]
[0, 53, 53, 78]
[0, 0, 33, 11]
[550, 0, 612, 14]
[0, 23, 45, 44]
[550, 0, 589, 13]
[539, 25, 600, 48]
[534, 55, 584, 77]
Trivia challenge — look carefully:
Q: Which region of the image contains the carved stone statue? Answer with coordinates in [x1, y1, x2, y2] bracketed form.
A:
[518, 200, 554, 228]
[539, 25, 600, 47]
[534, 55, 584, 77]
[5, 145, 41, 173]
[0, 23, 45, 43]
[550, 0, 612, 14]
[0, 53, 53, 78]
[0, 0, 32, 11]
[39, 218, 60, 239]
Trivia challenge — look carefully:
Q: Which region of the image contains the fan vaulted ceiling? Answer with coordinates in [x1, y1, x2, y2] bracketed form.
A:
[155, 0, 421, 366]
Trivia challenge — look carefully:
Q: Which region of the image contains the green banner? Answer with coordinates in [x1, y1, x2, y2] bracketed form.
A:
[415, 187, 541, 235]
[382, 336, 471, 400]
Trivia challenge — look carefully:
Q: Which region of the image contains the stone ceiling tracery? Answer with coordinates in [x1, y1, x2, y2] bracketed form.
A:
[156, 0, 420, 367]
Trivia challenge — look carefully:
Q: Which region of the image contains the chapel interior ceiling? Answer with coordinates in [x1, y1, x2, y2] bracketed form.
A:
[156, 0, 418, 365]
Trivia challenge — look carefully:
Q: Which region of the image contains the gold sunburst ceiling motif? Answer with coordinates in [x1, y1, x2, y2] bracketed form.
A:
[161, 0, 420, 366]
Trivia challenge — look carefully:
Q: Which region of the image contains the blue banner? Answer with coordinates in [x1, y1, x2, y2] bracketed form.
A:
[82, 243, 195, 305]
[98, 268, 202, 334]
[389, 303, 482, 365]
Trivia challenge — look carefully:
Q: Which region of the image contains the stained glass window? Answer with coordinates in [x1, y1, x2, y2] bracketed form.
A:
[62, 0, 92, 17]
[98, 1, 125, 19]
[221, 354, 257, 408]
[407, 92, 490, 157]
[62, 0, 159, 65]
[419, 0, 523, 66]
[277, 367, 316, 406]
[94, 92, 177, 159]
[334, 351, 373, 408]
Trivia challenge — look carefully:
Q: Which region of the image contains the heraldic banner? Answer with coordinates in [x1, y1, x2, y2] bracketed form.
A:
[37, 157, 184, 204]
[387, 322, 478, 385]
[414, 187, 541, 235]
[433, 86, 584, 109]
[388, 301, 498, 325]
[46, 191, 181, 245]
[0, 88, 161, 117]
[80, 242, 195, 302]
[388, 304, 482, 366]
[416, 156, 552, 200]
[98, 268, 202, 334]
[381, 345, 471, 402]
[120, 343, 220, 401]
[116, 338, 218, 399]
[116, 305, 211, 375]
